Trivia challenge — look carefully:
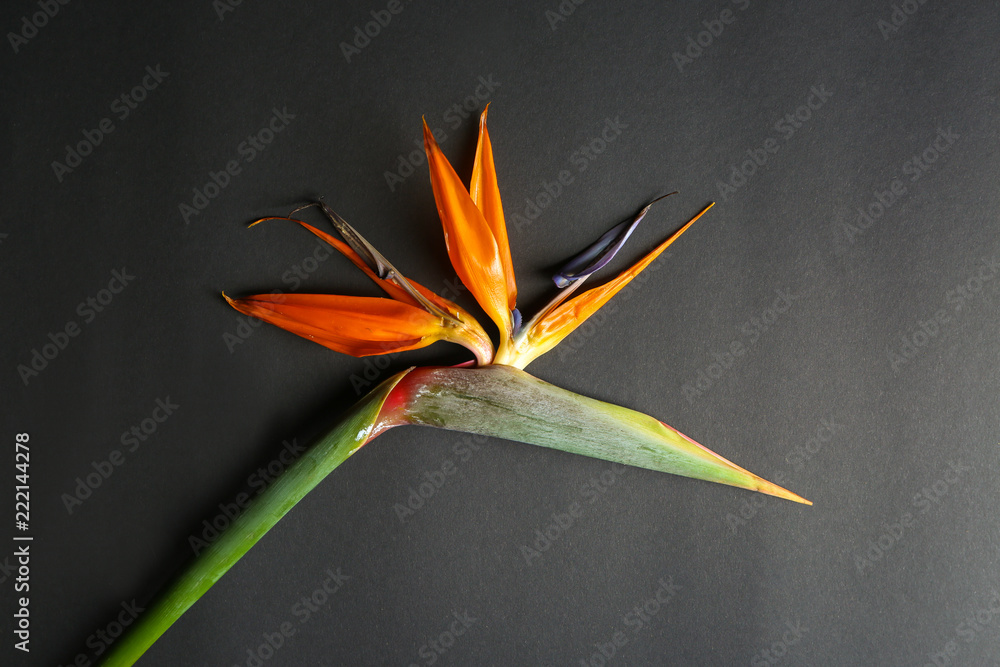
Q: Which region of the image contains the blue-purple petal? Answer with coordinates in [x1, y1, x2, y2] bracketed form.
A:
[552, 193, 676, 288]
[511, 308, 522, 335]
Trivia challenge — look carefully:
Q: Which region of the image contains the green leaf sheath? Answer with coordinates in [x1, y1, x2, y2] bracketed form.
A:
[393, 365, 810, 504]
[99, 373, 407, 667]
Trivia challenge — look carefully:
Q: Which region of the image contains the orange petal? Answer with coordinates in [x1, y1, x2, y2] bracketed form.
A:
[518, 203, 713, 366]
[470, 106, 517, 311]
[286, 219, 461, 313]
[248, 217, 495, 364]
[423, 119, 512, 336]
[224, 292, 445, 357]
[252, 217, 421, 307]
[290, 219, 493, 354]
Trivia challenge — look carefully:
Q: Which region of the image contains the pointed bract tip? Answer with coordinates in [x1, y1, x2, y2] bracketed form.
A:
[666, 202, 713, 243]
[754, 477, 812, 505]
[422, 117, 439, 151]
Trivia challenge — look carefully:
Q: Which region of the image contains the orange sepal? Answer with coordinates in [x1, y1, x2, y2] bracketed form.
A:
[423, 119, 512, 336]
[223, 292, 445, 357]
[470, 106, 517, 311]
[284, 219, 479, 323]
[519, 203, 713, 365]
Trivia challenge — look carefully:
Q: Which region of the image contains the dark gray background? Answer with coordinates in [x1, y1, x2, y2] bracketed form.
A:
[3, 1, 999, 665]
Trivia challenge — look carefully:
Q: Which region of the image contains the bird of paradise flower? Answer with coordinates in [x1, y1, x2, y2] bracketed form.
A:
[101, 107, 809, 666]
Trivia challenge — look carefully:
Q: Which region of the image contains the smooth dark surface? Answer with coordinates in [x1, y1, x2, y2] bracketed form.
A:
[3, 2, 999, 665]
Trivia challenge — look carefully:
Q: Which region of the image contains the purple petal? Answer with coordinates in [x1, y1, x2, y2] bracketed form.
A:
[511, 308, 522, 335]
[552, 193, 676, 288]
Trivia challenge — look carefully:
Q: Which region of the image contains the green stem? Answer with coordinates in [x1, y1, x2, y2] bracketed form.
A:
[100, 373, 408, 667]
